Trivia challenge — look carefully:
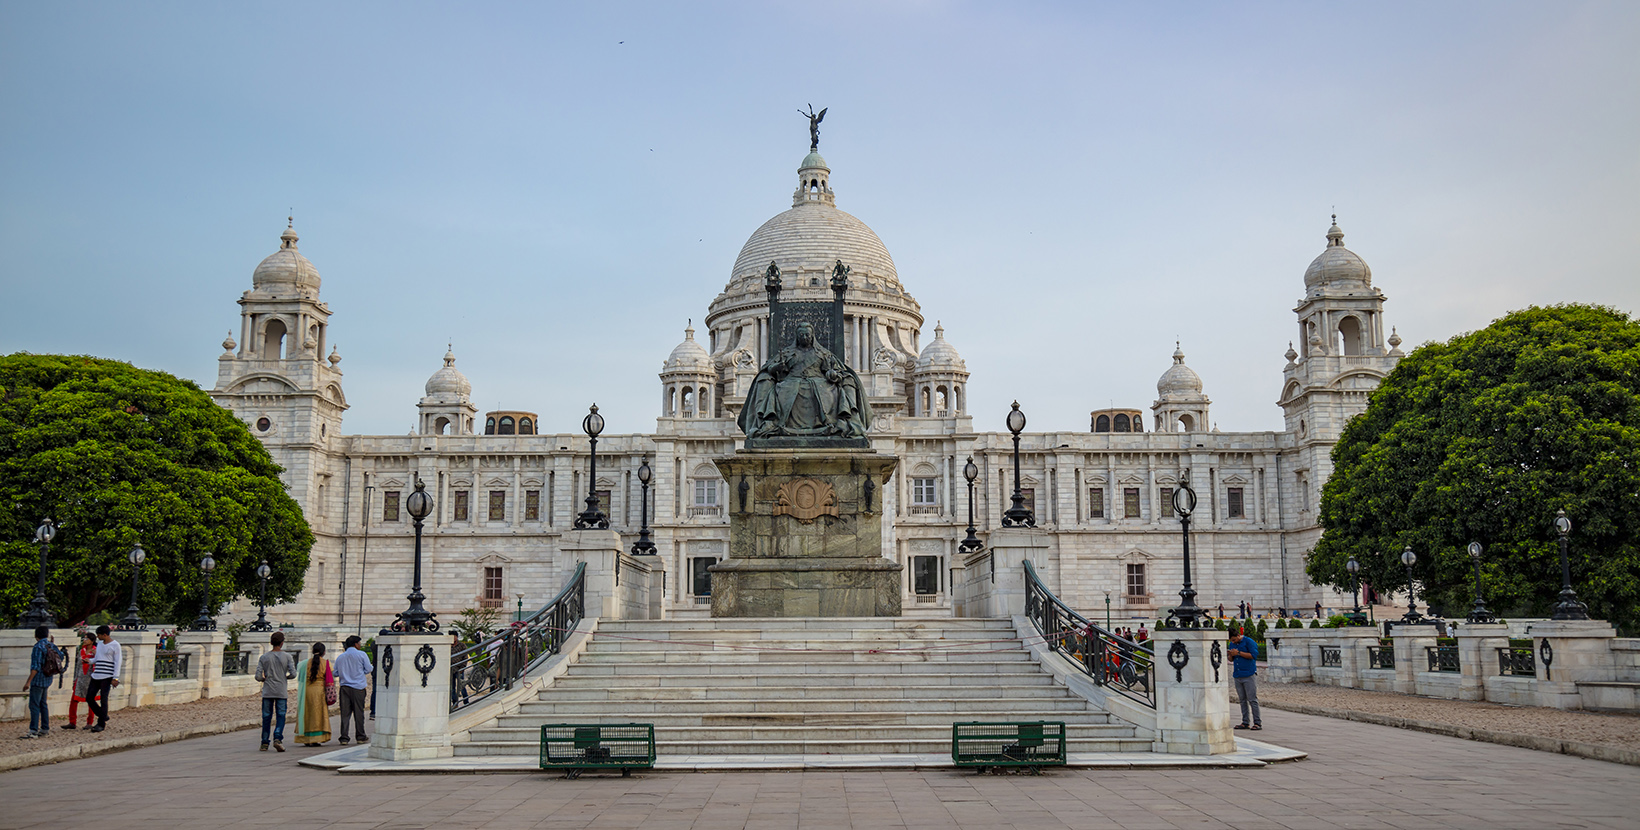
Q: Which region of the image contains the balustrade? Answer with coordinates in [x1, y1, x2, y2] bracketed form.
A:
[1497, 646, 1536, 677]
[1023, 560, 1154, 709]
[1367, 645, 1395, 669]
[1425, 644, 1460, 673]
[450, 563, 586, 713]
[154, 650, 190, 680]
[222, 649, 252, 676]
[1318, 645, 1341, 668]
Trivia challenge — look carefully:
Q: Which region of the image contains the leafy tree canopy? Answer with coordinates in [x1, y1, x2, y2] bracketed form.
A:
[1, 354, 311, 626]
[1310, 305, 1640, 633]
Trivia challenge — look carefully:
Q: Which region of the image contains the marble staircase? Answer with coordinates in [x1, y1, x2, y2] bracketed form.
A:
[457, 617, 1151, 757]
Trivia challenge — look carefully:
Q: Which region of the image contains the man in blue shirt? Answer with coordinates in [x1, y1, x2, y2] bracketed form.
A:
[332, 636, 374, 746]
[1228, 628, 1262, 730]
[22, 626, 64, 738]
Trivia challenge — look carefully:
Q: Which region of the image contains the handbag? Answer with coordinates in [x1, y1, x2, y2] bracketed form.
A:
[323, 660, 338, 706]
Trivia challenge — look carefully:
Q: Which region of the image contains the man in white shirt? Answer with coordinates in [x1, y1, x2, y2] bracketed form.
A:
[87, 625, 122, 733]
[331, 635, 374, 745]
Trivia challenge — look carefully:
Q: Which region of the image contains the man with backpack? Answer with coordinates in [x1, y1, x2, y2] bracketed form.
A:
[22, 625, 66, 739]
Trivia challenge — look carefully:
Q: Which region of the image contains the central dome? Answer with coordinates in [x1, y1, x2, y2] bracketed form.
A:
[731, 203, 899, 285]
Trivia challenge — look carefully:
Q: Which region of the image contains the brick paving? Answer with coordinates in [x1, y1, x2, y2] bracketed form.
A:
[0, 709, 1635, 829]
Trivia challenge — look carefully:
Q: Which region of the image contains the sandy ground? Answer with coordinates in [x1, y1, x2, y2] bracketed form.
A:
[1, 688, 302, 758]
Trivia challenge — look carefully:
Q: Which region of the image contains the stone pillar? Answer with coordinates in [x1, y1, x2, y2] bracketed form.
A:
[1532, 619, 1617, 710]
[1151, 628, 1234, 755]
[115, 631, 159, 710]
[1335, 626, 1385, 690]
[1454, 623, 1509, 701]
[987, 528, 1050, 618]
[1262, 629, 1312, 684]
[369, 632, 453, 761]
[644, 557, 667, 621]
[561, 529, 625, 620]
[176, 630, 230, 698]
[1391, 623, 1438, 695]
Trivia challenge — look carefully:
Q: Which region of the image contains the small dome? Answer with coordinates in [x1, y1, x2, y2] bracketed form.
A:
[1304, 216, 1371, 289]
[425, 347, 471, 396]
[1157, 343, 1204, 398]
[252, 221, 321, 292]
[800, 151, 828, 171]
[915, 323, 967, 373]
[664, 324, 712, 372]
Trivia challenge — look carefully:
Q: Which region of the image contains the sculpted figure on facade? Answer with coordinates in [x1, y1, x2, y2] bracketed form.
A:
[737, 322, 871, 439]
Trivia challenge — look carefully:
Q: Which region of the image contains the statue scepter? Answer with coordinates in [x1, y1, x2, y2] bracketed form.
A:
[800, 104, 826, 152]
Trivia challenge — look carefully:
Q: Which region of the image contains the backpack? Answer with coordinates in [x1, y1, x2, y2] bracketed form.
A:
[39, 643, 66, 677]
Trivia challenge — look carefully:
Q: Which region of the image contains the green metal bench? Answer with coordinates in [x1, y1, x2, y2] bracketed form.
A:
[539, 724, 656, 778]
[951, 721, 1067, 773]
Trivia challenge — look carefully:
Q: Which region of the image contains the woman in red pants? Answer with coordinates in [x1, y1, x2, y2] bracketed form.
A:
[65, 632, 97, 729]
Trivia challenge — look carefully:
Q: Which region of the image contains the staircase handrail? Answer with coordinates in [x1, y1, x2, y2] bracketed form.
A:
[1023, 560, 1155, 708]
[449, 562, 587, 713]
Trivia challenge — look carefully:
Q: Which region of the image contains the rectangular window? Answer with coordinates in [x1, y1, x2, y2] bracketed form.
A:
[1160, 487, 1175, 519]
[383, 491, 400, 522]
[482, 566, 503, 606]
[453, 490, 470, 522]
[1228, 487, 1245, 519]
[911, 477, 938, 506]
[694, 479, 719, 507]
[489, 490, 506, 521]
[1126, 563, 1147, 597]
[1021, 488, 1036, 516]
[596, 489, 613, 514]
[691, 557, 716, 596]
[525, 490, 541, 521]
[1088, 488, 1104, 519]
[1124, 488, 1141, 519]
[912, 555, 940, 595]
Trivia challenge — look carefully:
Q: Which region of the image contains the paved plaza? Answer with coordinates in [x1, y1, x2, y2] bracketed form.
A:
[0, 709, 1635, 830]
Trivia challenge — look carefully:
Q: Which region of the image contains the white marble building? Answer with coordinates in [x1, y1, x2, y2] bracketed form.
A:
[211, 148, 1401, 627]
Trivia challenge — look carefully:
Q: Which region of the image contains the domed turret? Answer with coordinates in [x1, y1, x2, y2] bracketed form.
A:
[425, 347, 472, 396]
[252, 219, 322, 294]
[418, 346, 477, 435]
[1152, 342, 1210, 433]
[910, 322, 969, 417]
[916, 323, 966, 372]
[660, 323, 717, 420]
[1303, 216, 1371, 290]
[664, 324, 712, 372]
[1156, 343, 1203, 398]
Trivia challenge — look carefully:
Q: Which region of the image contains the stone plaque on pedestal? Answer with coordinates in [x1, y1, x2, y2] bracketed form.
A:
[711, 450, 900, 617]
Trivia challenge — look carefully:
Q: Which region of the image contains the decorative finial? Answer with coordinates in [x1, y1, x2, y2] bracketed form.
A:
[222, 330, 237, 352]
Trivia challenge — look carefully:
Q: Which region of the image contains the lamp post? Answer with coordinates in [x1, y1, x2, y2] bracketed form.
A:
[1001, 402, 1034, 527]
[1466, 542, 1495, 624]
[1170, 482, 1204, 627]
[516, 593, 525, 624]
[391, 478, 438, 632]
[19, 518, 58, 629]
[1345, 555, 1363, 625]
[191, 553, 218, 631]
[117, 543, 147, 631]
[1551, 509, 1588, 620]
[249, 559, 274, 632]
[1104, 591, 1112, 630]
[1400, 546, 1422, 624]
[959, 456, 984, 552]
[574, 404, 609, 529]
[631, 457, 657, 555]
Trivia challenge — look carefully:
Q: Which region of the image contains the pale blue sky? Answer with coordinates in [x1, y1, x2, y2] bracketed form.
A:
[3, 2, 1637, 436]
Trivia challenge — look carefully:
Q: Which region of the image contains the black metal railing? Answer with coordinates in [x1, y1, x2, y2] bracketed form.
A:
[1497, 646, 1536, 677]
[450, 563, 586, 713]
[1367, 645, 1395, 669]
[154, 651, 190, 680]
[1023, 560, 1155, 709]
[1318, 645, 1341, 668]
[222, 649, 252, 676]
[1425, 644, 1460, 673]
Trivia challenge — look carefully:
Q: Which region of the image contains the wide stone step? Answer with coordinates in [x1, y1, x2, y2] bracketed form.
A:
[453, 736, 1154, 757]
[470, 722, 1135, 744]
[549, 671, 1054, 689]
[516, 697, 1099, 715]
[566, 660, 1036, 677]
[577, 650, 1035, 664]
[598, 619, 1015, 632]
[538, 684, 1071, 702]
[496, 710, 1114, 728]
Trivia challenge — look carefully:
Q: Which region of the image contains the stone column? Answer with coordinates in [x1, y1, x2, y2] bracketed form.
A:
[560, 529, 625, 620]
[1454, 623, 1509, 701]
[176, 630, 230, 699]
[1151, 628, 1234, 755]
[115, 631, 159, 710]
[986, 528, 1051, 618]
[1335, 626, 1385, 690]
[1532, 619, 1617, 710]
[1391, 623, 1438, 695]
[368, 632, 453, 761]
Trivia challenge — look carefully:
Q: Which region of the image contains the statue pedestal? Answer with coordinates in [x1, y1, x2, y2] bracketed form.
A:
[711, 450, 900, 617]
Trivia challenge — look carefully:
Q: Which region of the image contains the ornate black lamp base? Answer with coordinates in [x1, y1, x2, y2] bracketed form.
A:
[574, 494, 609, 530]
[1466, 600, 1497, 625]
[190, 615, 217, 632]
[958, 529, 985, 553]
[18, 598, 56, 630]
[117, 603, 147, 631]
[1001, 503, 1035, 528]
[391, 591, 440, 633]
[630, 530, 658, 556]
[1551, 589, 1590, 621]
[247, 611, 274, 632]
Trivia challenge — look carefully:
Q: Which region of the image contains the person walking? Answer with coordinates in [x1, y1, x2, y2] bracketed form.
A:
[65, 631, 97, 730]
[21, 626, 65, 739]
[1228, 626, 1261, 731]
[255, 631, 296, 752]
[332, 636, 372, 746]
[86, 625, 121, 733]
[293, 642, 334, 746]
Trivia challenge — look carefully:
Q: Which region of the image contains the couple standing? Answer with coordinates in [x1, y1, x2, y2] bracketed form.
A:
[254, 632, 372, 751]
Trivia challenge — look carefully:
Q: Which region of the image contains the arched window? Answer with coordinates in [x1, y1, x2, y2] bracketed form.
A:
[262, 319, 286, 360]
[1339, 316, 1363, 356]
[1114, 413, 1131, 432]
[484, 417, 496, 435]
[934, 386, 948, 415]
[435, 417, 451, 435]
[954, 385, 964, 413]
[1179, 413, 1196, 432]
[920, 387, 931, 415]
[1096, 414, 1111, 432]
[698, 386, 710, 418]
[519, 417, 533, 435]
[499, 416, 515, 435]
[681, 387, 695, 417]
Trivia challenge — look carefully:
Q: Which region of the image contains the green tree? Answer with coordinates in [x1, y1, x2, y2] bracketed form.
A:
[1309, 305, 1640, 633]
[0, 354, 311, 626]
